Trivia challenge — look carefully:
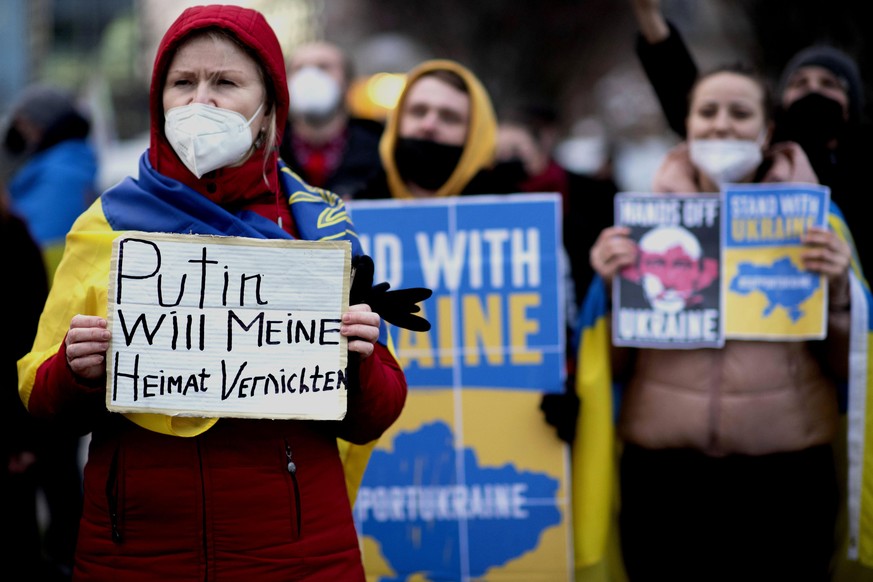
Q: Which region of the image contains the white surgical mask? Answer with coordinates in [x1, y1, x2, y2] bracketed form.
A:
[164, 102, 263, 178]
[688, 137, 763, 186]
[288, 66, 342, 118]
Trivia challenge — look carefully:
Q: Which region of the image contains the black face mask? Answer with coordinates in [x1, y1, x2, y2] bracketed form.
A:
[394, 137, 464, 191]
[778, 92, 846, 149]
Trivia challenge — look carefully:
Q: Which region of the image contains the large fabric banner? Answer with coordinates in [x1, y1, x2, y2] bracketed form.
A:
[348, 194, 572, 581]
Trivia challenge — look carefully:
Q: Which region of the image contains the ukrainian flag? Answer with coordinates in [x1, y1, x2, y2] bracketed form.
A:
[570, 201, 873, 579]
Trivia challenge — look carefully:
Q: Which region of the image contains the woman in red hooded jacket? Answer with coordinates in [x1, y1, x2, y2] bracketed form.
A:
[17, 5, 407, 581]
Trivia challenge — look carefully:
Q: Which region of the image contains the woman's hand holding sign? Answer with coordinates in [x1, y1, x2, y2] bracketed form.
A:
[342, 305, 381, 359]
[65, 314, 111, 381]
[801, 225, 852, 310]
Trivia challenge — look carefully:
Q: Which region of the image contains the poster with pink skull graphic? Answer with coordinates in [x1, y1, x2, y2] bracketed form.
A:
[612, 192, 724, 349]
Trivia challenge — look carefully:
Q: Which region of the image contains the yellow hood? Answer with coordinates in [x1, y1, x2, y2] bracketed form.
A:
[378, 59, 497, 198]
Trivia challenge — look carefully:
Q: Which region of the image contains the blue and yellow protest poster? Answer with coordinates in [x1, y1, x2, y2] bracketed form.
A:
[722, 183, 830, 340]
[348, 194, 572, 581]
[612, 192, 723, 349]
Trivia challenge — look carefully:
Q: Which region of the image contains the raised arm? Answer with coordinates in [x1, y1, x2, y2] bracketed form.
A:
[631, 0, 670, 43]
[630, 0, 698, 137]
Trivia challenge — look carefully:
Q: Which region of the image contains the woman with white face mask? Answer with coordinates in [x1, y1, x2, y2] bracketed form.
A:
[576, 64, 858, 581]
[17, 5, 409, 581]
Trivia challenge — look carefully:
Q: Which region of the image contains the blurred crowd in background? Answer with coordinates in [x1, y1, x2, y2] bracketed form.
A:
[2, 1, 872, 579]
[1, 0, 870, 195]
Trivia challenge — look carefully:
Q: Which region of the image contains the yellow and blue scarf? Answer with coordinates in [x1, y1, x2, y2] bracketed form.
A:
[19, 153, 379, 503]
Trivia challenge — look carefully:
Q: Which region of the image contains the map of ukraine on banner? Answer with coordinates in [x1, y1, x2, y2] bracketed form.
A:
[348, 194, 572, 582]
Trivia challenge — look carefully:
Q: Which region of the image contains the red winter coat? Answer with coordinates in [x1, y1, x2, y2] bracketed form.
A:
[20, 4, 408, 580]
[57, 345, 404, 581]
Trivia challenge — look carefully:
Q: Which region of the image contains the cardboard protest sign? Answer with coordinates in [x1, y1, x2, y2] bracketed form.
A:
[613, 192, 724, 349]
[722, 183, 830, 340]
[105, 232, 351, 420]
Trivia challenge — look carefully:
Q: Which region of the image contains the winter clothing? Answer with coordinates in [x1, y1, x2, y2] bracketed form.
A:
[778, 45, 864, 124]
[634, 22, 873, 286]
[280, 116, 384, 199]
[570, 138, 872, 578]
[355, 60, 504, 198]
[17, 5, 406, 581]
[3, 84, 93, 578]
[8, 140, 96, 251]
[634, 20, 698, 138]
[0, 207, 54, 574]
[3, 84, 98, 283]
[621, 142, 846, 456]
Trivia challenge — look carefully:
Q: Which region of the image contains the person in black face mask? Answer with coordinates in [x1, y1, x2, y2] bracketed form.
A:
[629, 0, 872, 273]
[393, 133, 465, 192]
[777, 92, 846, 159]
[353, 60, 524, 199]
[773, 46, 862, 193]
[773, 47, 870, 272]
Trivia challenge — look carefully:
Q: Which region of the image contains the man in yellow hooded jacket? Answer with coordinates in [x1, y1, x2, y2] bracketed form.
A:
[353, 59, 524, 200]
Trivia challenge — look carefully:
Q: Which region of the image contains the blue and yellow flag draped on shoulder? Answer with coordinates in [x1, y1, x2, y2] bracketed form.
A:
[829, 203, 873, 569]
[17, 153, 380, 504]
[571, 200, 873, 576]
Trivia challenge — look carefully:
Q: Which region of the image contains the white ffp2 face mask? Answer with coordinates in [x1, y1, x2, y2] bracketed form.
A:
[288, 66, 342, 118]
[164, 102, 263, 178]
[688, 138, 763, 186]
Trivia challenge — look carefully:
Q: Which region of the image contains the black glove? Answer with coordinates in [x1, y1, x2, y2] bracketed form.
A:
[350, 254, 433, 332]
[539, 388, 580, 444]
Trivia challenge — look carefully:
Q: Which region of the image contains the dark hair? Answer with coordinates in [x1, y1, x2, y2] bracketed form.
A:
[499, 102, 559, 143]
[688, 63, 774, 123]
[418, 69, 468, 94]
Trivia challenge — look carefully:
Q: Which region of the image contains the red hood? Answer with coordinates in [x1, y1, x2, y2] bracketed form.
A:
[148, 4, 289, 205]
